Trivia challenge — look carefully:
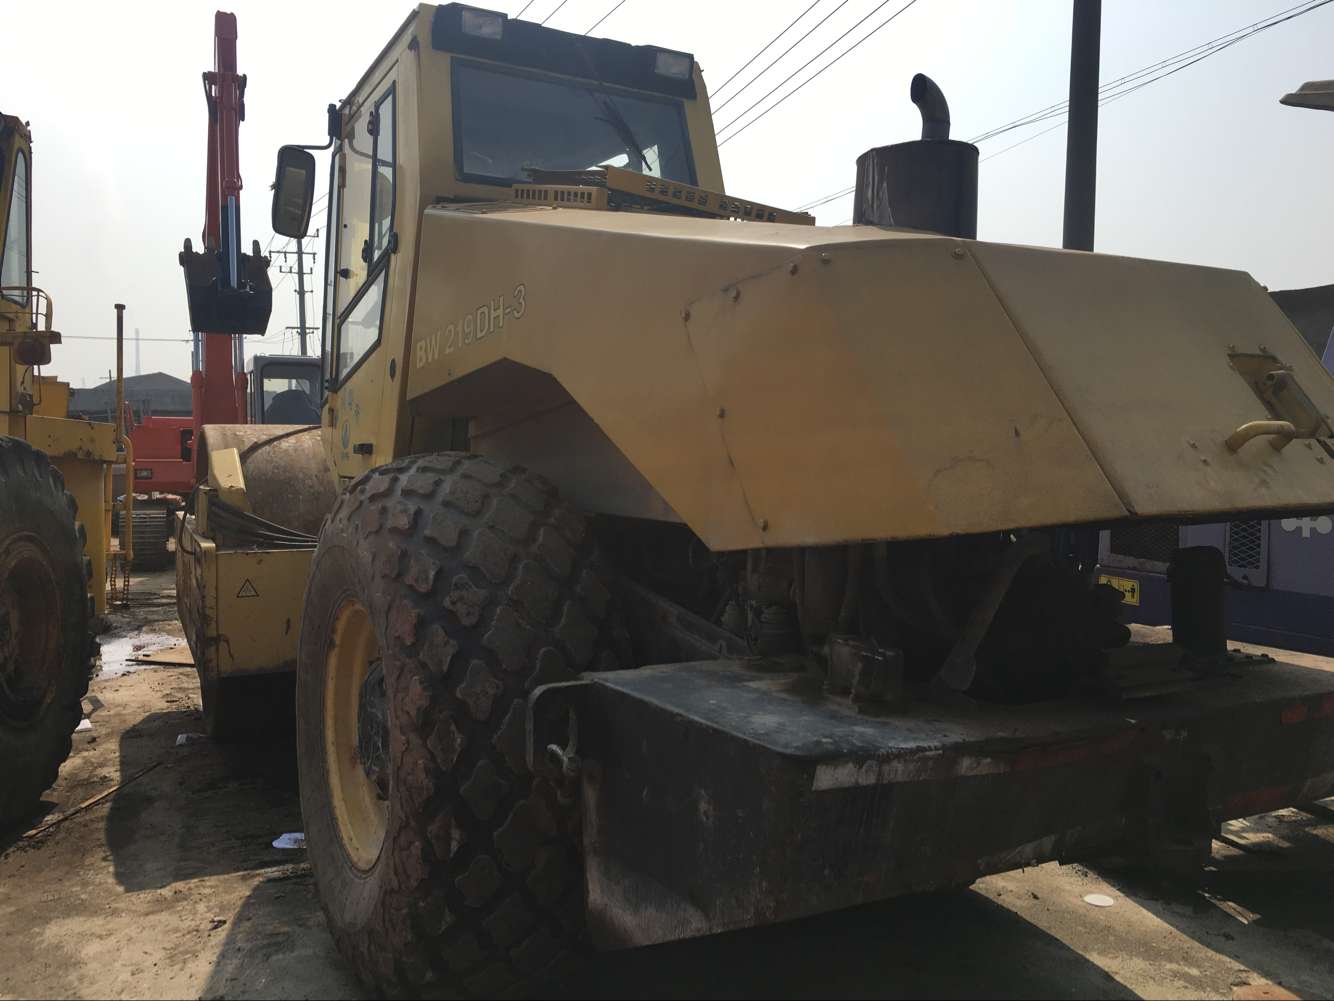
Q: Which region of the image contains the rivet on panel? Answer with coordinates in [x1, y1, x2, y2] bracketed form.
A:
[728, 287, 741, 303]
[788, 262, 799, 275]
[1187, 439, 1198, 449]
[681, 307, 691, 322]
[758, 518, 769, 532]
[819, 253, 832, 265]
[951, 247, 965, 260]
[717, 407, 726, 419]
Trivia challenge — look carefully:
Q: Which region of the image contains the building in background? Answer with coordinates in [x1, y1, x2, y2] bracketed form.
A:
[68, 371, 192, 422]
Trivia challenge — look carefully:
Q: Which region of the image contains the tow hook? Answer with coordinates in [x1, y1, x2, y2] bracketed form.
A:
[528, 679, 589, 803]
[546, 711, 581, 804]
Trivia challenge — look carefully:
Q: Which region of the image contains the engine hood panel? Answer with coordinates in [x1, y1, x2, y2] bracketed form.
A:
[406, 206, 1334, 549]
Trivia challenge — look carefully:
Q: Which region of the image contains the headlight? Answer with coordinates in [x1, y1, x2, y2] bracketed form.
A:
[460, 8, 504, 39]
[653, 50, 693, 80]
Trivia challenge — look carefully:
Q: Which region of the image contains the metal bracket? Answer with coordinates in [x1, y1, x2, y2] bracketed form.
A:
[527, 679, 590, 783]
[937, 534, 1049, 691]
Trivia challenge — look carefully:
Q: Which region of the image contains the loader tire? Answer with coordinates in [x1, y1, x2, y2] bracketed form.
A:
[297, 453, 629, 998]
[0, 436, 95, 829]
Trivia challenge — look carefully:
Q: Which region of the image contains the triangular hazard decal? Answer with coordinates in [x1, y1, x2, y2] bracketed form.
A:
[236, 578, 259, 598]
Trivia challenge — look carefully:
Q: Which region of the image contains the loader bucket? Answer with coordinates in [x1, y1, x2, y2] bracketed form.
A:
[179, 245, 273, 336]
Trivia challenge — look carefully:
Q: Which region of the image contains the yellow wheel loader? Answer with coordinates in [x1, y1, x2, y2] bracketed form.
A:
[0, 112, 123, 828]
[175, 5, 1334, 994]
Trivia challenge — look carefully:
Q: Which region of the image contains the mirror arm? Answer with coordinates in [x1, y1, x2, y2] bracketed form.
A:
[290, 104, 342, 153]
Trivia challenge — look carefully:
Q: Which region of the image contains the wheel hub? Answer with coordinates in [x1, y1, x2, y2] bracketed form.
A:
[324, 598, 388, 872]
[0, 538, 61, 725]
[356, 659, 390, 800]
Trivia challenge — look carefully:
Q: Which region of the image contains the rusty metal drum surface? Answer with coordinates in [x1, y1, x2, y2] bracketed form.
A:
[199, 425, 335, 536]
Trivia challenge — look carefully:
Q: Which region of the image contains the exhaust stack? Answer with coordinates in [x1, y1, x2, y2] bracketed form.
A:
[853, 73, 978, 238]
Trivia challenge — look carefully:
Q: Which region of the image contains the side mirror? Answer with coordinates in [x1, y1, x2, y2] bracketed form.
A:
[271, 146, 317, 239]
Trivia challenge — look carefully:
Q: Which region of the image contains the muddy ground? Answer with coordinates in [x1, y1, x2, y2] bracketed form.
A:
[2, 570, 1334, 999]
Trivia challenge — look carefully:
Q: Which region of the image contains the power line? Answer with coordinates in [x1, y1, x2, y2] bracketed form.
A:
[264, 192, 325, 255]
[514, 0, 538, 17]
[970, 0, 1326, 145]
[712, 0, 832, 103]
[980, 6, 1327, 165]
[790, 0, 1333, 212]
[717, 0, 922, 146]
[978, 119, 1069, 164]
[969, 0, 1334, 163]
[584, 0, 629, 34]
[798, 186, 852, 212]
[63, 335, 192, 342]
[540, 0, 572, 25]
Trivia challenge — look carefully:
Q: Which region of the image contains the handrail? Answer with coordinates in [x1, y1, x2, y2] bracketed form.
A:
[0, 285, 54, 332]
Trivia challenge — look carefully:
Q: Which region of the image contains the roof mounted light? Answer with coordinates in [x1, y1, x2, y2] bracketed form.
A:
[459, 7, 505, 40]
[653, 49, 693, 81]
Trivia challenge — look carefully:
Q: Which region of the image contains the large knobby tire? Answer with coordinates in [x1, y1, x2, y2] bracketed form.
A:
[0, 437, 95, 828]
[297, 453, 629, 997]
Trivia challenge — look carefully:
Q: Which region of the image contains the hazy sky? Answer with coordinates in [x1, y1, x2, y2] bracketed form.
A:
[4, 0, 1333, 388]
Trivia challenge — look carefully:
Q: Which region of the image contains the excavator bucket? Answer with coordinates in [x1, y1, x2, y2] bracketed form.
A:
[179, 243, 272, 336]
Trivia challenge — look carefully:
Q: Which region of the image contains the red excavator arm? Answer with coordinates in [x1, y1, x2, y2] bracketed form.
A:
[179, 10, 272, 434]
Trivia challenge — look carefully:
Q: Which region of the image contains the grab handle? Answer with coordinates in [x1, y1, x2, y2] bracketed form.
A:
[1224, 420, 1297, 453]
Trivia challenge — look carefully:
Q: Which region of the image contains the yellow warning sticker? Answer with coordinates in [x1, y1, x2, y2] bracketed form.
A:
[1098, 574, 1140, 606]
[236, 579, 259, 598]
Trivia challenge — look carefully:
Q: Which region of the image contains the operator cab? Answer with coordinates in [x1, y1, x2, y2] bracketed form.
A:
[267, 3, 729, 474]
[246, 353, 322, 424]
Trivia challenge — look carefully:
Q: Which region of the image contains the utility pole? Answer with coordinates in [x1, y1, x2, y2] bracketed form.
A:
[273, 233, 317, 355]
[1062, 0, 1101, 252]
[294, 240, 309, 355]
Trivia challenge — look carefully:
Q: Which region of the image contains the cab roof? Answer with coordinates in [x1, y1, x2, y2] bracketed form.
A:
[430, 3, 697, 99]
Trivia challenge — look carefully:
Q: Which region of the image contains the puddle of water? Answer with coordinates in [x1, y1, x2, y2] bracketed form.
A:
[98, 628, 184, 678]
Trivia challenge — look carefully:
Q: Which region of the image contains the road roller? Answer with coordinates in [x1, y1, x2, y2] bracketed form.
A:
[174, 4, 1334, 995]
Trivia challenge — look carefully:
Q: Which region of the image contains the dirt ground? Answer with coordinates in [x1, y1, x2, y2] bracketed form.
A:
[3, 571, 1334, 1000]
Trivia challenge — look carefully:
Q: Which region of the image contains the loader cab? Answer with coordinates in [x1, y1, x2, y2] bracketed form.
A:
[1, 114, 56, 401]
[1, 115, 33, 330]
[272, 3, 722, 480]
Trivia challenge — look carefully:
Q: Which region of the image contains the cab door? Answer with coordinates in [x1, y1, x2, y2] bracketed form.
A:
[324, 76, 398, 479]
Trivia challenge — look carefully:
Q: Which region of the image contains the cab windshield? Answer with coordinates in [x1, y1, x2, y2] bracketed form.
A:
[259, 362, 320, 424]
[452, 60, 696, 186]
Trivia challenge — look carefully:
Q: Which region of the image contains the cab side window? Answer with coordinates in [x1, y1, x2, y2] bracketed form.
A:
[332, 86, 395, 386]
[1, 150, 30, 304]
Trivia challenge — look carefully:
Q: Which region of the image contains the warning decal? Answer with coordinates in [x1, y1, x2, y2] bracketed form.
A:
[1097, 574, 1140, 607]
[237, 579, 259, 598]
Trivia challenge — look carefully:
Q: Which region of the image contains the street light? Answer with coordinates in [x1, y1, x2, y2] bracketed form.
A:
[1281, 79, 1334, 111]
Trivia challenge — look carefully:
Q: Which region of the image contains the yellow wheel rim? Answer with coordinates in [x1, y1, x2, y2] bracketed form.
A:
[325, 598, 388, 872]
